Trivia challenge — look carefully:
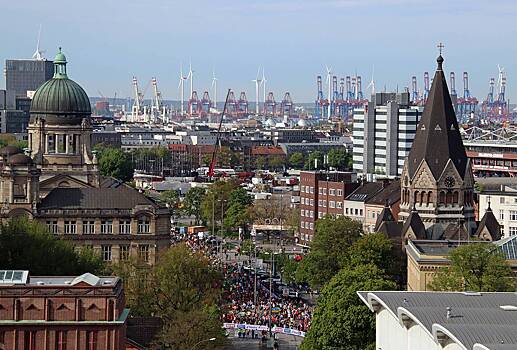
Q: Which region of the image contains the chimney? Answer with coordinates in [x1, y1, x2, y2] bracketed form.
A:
[446, 307, 452, 319]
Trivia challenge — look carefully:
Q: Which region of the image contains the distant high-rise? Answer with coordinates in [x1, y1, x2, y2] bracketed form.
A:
[352, 92, 423, 178]
[5, 59, 53, 98]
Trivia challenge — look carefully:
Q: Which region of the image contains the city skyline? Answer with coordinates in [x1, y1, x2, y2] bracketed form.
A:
[2, 0, 517, 103]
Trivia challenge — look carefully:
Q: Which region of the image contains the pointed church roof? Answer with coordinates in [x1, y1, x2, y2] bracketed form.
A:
[475, 203, 501, 241]
[406, 55, 468, 180]
[402, 205, 426, 239]
[375, 200, 395, 232]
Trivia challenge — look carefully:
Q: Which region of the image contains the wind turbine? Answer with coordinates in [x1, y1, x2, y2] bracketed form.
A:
[261, 68, 267, 114]
[366, 65, 375, 97]
[178, 64, 188, 115]
[325, 66, 332, 119]
[187, 61, 194, 99]
[32, 24, 45, 60]
[252, 68, 262, 115]
[211, 69, 218, 112]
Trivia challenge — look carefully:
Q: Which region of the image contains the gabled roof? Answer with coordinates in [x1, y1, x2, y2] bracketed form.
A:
[366, 179, 401, 206]
[71, 273, 100, 286]
[375, 201, 396, 232]
[402, 207, 426, 239]
[39, 187, 158, 210]
[406, 55, 468, 180]
[346, 181, 384, 202]
[475, 205, 501, 241]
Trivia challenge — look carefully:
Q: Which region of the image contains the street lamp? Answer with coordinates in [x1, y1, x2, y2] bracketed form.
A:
[191, 337, 216, 350]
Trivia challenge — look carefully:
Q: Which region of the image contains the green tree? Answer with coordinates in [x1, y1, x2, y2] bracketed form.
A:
[305, 151, 324, 170]
[269, 155, 286, 171]
[301, 264, 397, 350]
[0, 218, 105, 275]
[347, 233, 404, 284]
[228, 187, 253, 207]
[201, 180, 239, 228]
[160, 190, 179, 209]
[183, 187, 206, 224]
[95, 145, 133, 182]
[282, 257, 299, 284]
[327, 148, 352, 171]
[224, 202, 250, 237]
[288, 152, 305, 169]
[429, 243, 515, 292]
[114, 244, 224, 349]
[255, 156, 266, 170]
[296, 216, 362, 288]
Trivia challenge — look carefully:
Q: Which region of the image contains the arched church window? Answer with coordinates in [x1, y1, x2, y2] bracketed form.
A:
[414, 191, 419, 205]
[446, 191, 453, 205]
[453, 191, 459, 204]
[439, 191, 446, 204]
[427, 191, 433, 205]
[420, 192, 426, 205]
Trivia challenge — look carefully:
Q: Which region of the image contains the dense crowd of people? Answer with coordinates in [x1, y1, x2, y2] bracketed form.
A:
[222, 265, 312, 332]
[173, 229, 313, 333]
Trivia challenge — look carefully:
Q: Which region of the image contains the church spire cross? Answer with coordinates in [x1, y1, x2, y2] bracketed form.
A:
[437, 42, 444, 55]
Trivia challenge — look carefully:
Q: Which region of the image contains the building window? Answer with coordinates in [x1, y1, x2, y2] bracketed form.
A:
[309, 223, 314, 230]
[322, 188, 326, 195]
[500, 197, 505, 204]
[56, 134, 66, 153]
[64, 221, 77, 234]
[138, 218, 150, 234]
[322, 200, 326, 207]
[329, 201, 335, 208]
[24, 330, 36, 350]
[318, 212, 323, 218]
[102, 245, 112, 262]
[47, 220, 58, 234]
[509, 227, 517, 236]
[499, 210, 505, 220]
[310, 187, 314, 194]
[301, 222, 305, 229]
[138, 245, 150, 263]
[120, 245, 130, 261]
[101, 220, 113, 234]
[359, 209, 363, 216]
[310, 199, 314, 206]
[337, 201, 342, 209]
[56, 331, 67, 350]
[86, 331, 97, 350]
[510, 211, 517, 221]
[82, 221, 95, 234]
[47, 134, 55, 154]
[345, 208, 349, 214]
[337, 189, 343, 196]
[310, 210, 313, 217]
[354, 208, 358, 215]
[119, 220, 131, 234]
[329, 189, 335, 196]
[301, 210, 304, 217]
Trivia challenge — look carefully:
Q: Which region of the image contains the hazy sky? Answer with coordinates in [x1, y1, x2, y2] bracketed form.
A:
[2, 0, 517, 103]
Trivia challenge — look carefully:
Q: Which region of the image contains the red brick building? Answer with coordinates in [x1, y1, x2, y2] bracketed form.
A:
[249, 146, 286, 170]
[0, 270, 129, 350]
[298, 171, 358, 246]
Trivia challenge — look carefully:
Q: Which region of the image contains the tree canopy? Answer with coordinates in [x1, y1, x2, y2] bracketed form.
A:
[295, 216, 362, 288]
[183, 187, 206, 224]
[112, 244, 224, 349]
[327, 148, 352, 171]
[159, 190, 179, 209]
[0, 218, 105, 276]
[288, 152, 305, 169]
[301, 264, 396, 350]
[429, 243, 515, 292]
[95, 145, 133, 182]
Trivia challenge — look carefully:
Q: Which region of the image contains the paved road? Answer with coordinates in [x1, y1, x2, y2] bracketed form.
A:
[225, 334, 302, 350]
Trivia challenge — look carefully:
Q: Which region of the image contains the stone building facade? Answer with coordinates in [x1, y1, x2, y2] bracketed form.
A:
[0, 49, 170, 265]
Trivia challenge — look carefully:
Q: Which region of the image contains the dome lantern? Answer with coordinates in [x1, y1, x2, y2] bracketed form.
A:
[53, 47, 68, 79]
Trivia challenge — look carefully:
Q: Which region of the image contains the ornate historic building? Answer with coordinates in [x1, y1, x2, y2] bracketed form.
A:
[0, 49, 170, 265]
[398, 54, 476, 241]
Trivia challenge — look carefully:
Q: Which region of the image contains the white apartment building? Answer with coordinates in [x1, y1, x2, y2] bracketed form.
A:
[353, 92, 423, 178]
[479, 184, 517, 238]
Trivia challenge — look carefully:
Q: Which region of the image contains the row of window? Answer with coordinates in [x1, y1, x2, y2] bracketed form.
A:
[300, 221, 314, 230]
[46, 133, 79, 155]
[301, 209, 314, 218]
[15, 330, 98, 350]
[301, 198, 314, 206]
[301, 185, 314, 194]
[345, 207, 364, 216]
[318, 188, 343, 196]
[47, 220, 150, 235]
[101, 244, 150, 262]
[317, 200, 342, 209]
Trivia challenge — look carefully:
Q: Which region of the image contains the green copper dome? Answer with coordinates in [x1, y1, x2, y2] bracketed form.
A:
[30, 48, 91, 125]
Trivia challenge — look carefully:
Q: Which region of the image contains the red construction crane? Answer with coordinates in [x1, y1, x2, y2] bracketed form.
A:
[208, 89, 232, 179]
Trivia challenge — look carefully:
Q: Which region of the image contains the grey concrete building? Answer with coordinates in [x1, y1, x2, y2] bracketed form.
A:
[352, 92, 423, 178]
